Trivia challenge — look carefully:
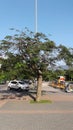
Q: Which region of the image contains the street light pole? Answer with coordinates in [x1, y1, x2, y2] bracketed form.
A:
[35, 0, 38, 33]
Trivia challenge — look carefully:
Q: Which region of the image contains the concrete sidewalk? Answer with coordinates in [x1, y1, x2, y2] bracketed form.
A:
[0, 92, 73, 112]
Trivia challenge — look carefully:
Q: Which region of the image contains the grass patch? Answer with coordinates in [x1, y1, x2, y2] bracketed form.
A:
[30, 99, 52, 104]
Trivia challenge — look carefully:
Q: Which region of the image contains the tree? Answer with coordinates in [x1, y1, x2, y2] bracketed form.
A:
[65, 69, 73, 81]
[0, 28, 73, 101]
[58, 45, 73, 67]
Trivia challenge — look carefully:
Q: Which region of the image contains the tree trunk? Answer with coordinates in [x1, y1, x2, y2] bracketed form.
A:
[36, 70, 42, 102]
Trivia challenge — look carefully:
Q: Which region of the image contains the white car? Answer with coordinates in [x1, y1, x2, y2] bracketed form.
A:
[7, 80, 29, 91]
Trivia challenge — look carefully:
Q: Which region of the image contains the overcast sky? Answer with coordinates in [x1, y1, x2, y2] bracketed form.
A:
[0, 0, 73, 48]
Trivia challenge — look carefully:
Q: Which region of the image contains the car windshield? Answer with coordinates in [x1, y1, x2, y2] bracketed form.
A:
[69, 82, 73, 84]
[19, 81, 25, 84]
[11, 81, 17, 84]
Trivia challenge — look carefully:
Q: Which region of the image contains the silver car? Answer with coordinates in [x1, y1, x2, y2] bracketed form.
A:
[7, 80, 29, 91]
[65, 81, 73, 93]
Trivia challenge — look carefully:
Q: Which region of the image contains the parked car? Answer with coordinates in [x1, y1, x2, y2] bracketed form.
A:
[65, 81, 73, 93]
[7, 80, 29, 91]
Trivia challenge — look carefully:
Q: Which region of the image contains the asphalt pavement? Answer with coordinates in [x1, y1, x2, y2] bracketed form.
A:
[0, 99, 73, 130]
[0, 84, 73, 130]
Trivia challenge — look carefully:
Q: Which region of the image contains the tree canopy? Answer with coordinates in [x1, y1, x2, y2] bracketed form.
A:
[0, 28, 73, 101]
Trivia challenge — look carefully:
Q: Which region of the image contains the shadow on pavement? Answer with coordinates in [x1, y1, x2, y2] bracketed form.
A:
[0, 89, 37, 101]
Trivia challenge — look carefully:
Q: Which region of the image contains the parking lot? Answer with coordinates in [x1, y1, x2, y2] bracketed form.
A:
[0, 82, 73, 102]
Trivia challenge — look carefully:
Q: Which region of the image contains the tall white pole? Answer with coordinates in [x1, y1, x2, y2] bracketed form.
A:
[35, 0, 37, 33]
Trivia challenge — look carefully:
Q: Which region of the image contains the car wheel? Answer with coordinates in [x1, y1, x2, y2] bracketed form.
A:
[7, 86, 11, 90]
[26, 89, 29, 92]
